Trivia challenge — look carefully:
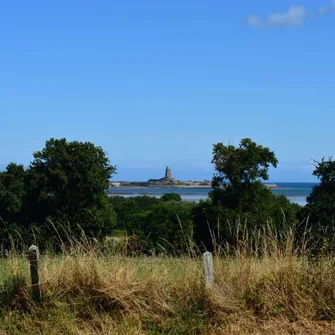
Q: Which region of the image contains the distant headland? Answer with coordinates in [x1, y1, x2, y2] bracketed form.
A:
[110, 167, 278, 189]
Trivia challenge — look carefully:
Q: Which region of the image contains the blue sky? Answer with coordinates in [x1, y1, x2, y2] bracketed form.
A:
[1, 1, 334, 182]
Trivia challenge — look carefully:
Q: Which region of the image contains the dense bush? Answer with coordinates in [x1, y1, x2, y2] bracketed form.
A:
[110, 196, 193, 253]
[160, 193, 182, 202]
[108, 193, 301, 254]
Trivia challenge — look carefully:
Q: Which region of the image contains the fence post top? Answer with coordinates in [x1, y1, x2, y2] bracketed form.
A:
[203, 251, 212, 257]
[29, 245, 39, 258]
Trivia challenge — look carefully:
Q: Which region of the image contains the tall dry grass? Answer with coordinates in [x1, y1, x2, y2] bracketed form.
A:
[1, 226, 335, 334]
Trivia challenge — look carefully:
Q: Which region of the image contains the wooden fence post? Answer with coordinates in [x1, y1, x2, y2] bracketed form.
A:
[203, 251, 214, 287]
[29, 245, 42, 302]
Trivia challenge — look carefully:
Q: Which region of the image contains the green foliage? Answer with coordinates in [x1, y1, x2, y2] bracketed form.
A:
[212, 138, 278, 187]
[192, 195, 300, 252]
[110, 196, 194, 253]
[110, 196, 160, 233]
[24, 138, 117, 236]
[191, 199, 218, 250]
[211, 138, 278, 211]
[132, 195, 161, 210]
[191, 138, 300, 251]
[302, 158, 335, 250]
[305, 158, 335, 223]
[0, 163, 26, 223]
[0, 138, 117, 248]
[138, 201, 194, 252]
[160, 193, 182, 202]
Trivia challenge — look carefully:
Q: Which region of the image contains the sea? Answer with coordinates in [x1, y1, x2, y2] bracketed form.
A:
[109, 182, 318, 206]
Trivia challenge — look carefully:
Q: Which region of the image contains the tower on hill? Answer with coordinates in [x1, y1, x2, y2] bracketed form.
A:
[147, 166, 176, 185]
[165, 166, 172, 179]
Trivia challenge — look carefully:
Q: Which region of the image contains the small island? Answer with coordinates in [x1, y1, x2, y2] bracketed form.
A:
[110, 166, 211, 188]
[110, 167, 278, 189]
[110, 167, 211, 188]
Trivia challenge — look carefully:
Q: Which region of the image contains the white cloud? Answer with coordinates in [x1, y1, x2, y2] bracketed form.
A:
[267, 6, 306, 27]
[248, 6, 306, 27]
[248, 1, 335, 28]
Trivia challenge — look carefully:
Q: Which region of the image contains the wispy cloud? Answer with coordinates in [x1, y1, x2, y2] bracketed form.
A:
[248, 6, 306, 28]
[248, 1, 335, 28]
[318, 0, 335, 16]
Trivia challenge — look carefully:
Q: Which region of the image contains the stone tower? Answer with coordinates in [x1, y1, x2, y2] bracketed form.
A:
[165, 166, 172, 179]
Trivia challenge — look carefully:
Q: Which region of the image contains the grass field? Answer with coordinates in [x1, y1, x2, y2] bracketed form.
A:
[1, 231, 335, 334]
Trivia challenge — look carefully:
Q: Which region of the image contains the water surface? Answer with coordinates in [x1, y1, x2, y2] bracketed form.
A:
[109, 182, 317, 206]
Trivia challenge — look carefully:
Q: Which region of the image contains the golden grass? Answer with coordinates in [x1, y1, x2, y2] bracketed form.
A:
[1, 233, 335, 334]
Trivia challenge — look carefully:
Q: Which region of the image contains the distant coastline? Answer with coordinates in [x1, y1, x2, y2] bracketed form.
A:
[110, 185, 212, 189]
[109, 184, 286, 190]
[110, 167, 284, 190]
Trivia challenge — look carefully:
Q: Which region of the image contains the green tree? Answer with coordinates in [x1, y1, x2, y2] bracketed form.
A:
[303, 158, 335, 248]
[305, 158, 335, 221]
[0, 163, 26, 224]
[23, 138, 117, 236]
[194, 138, 299, 251]
[210, 138, 278, 212]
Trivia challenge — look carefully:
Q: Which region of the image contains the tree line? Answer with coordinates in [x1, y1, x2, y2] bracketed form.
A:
[0, 138, 334, 253]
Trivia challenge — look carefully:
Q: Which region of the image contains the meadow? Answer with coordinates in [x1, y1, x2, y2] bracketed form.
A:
[1, 228, 335, 335]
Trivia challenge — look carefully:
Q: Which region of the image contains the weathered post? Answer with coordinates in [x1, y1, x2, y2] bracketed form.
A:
[203, 251, 214, 287]
[29, 245, 42, 302]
